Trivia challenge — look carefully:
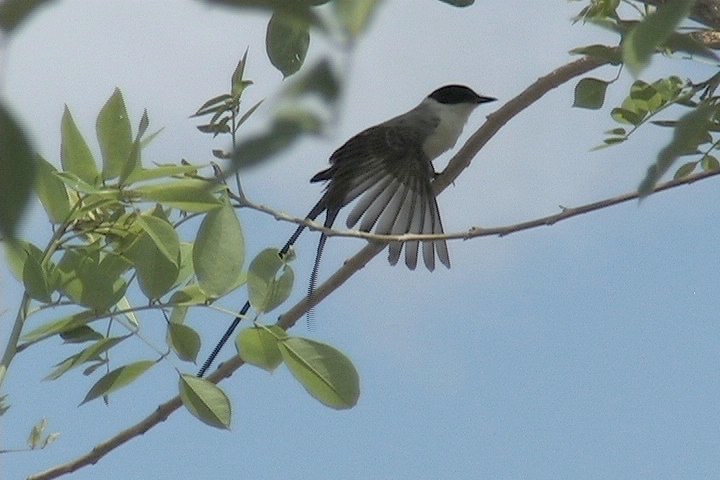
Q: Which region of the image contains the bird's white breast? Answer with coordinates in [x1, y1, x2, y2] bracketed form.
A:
[421, 100, 477, 160]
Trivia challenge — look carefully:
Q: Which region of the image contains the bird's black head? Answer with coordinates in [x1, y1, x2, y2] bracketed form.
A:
[428, 85, 496, 105]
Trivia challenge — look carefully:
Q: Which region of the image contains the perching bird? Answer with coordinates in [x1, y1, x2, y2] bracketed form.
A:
[197, 85, 495, 377]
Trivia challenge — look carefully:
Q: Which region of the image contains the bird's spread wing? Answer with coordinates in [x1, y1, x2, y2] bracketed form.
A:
[314, 125, 450, 271]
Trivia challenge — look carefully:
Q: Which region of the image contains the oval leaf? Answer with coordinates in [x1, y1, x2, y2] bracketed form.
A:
[178, 374, 231, 429]
[124, 231, 179, 300]
[193, 200, 245, 298]
[247, 249, 294, 313]
[167, 323, 201, 363]
[80, 360, 155, 405]
[266, 10, 310, 77]
[135, 214, 180, 266]
[279, 337, 359, 409]
[573, 77, 608, 110]
[235, 326, 287, 372]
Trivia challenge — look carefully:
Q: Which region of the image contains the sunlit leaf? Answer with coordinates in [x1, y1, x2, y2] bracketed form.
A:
[21, 310, 97, 346]
[279, 337, 359, 409]
[193, 200, 245, 298]
[96, 88, 132, 180]
[167, 323, 201, 363]
[178, 374, 231, 429]
[124, 229, 179, 300]
[134, 214, 180, 266]
[236, 325, 286, 371]
[132, 180, 224, 212]
[45, 335, 130, 381]
[80, 360, 156, 404]
[56, 249, 128, 311]
[3, 240, 44, 282]
[35, 156, 70, 223]
[247, 248, 294, 313]
[61, 106, 98, 184]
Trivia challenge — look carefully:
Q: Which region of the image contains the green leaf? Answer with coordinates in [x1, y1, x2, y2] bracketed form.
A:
[0, 104, 35, 240]
[569, 44, 622, 64]
[573, 77, 609, 110]
[96, 88, 132, 180]
[22, 252, 52, 302]
[35, 156, 70, 224]
[333, 0, 380, 37]
[167, 323, 201, 363]
[232, 115, 307, 169]
[193, 200, 245, 298]
[629, 80, 664, 112]
[61, 105, 98, 184]
[124, 229, 179, 300]
[122, 163, 205, 185]
[247, 248, 294, 313]
[134, 214, 180, 266]
[56, 249, 128, 311]
[266, 10, 310, 77]
[45, 335, 130, 381]
[639, 102, 716, 197]
[118, 110, 149, 185]
[80, 360, 156, 404]
[178, 374, 231, 429]
[60, 325, 103, 344]
[231, 48, 250, 96]
[4, 240, 44, 282]
[623, 0, 695, 76]
[610, 107, 644, 125]
[673, 161, 697, 179]
[0, 0, 55, 33]
[53, 171, 116, 197]
[701, 155, 720, 171]
[279, 337, 359, 409]
[21, 310, 97, 345]
[169, 284, 209, 306]
[132, 179, 224, 212]
[283, 59, 340, 102]
[235, 325, 287, 371]
[27, 418, 48, 449]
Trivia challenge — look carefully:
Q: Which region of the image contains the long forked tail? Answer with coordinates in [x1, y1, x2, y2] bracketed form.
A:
[306, 209, 339, 329]
[196, 197, 327, 378]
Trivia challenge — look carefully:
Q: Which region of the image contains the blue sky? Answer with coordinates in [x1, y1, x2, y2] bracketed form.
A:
[2, 1, 719, 479]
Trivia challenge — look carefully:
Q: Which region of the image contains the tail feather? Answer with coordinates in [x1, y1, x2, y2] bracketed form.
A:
[306, 209, 339, 329]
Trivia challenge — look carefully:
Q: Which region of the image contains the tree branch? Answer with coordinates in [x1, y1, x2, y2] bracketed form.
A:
[28, 53, 615, 480]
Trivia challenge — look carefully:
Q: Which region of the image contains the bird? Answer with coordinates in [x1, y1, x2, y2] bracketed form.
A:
[197, 85, 496, 377]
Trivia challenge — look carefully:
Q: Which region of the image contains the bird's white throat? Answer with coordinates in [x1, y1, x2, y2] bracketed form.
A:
[421, 99, 478, 160]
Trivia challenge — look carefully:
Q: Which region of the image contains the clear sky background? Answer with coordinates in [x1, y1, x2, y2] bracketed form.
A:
[2, 1, 719, 479]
